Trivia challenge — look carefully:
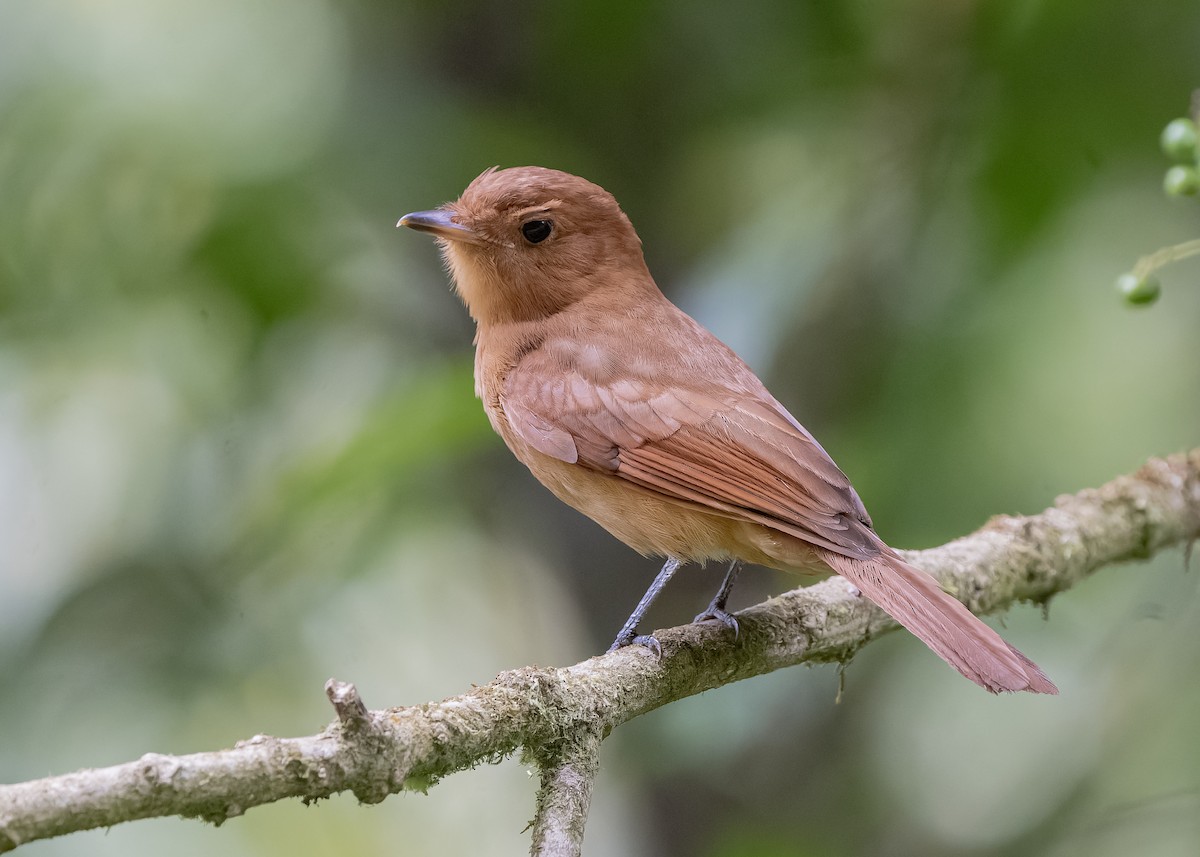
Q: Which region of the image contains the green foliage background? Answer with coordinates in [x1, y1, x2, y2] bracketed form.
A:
[2, 2, 1199, 855]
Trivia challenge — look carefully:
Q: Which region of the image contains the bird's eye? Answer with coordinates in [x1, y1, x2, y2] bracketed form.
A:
[520, 220, 553, 244]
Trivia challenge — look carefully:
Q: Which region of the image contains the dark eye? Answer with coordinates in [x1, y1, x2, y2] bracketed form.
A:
[520, 219, 553, 244]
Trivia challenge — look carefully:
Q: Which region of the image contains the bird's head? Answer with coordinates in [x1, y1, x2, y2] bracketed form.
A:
[399, 166, 653, 325]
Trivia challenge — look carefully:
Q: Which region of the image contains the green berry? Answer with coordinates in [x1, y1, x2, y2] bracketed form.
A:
[1115, 273, 1161, 306]
[1164, 165, 1200, 196]
[1160, 118, 1199, 162]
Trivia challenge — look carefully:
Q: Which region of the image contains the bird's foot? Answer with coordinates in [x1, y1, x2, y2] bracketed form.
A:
[607, 630, 662, 658]
[693, 606, 740, 641]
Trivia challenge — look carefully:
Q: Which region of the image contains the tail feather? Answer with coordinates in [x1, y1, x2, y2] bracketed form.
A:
[819, 548, 1057, 695]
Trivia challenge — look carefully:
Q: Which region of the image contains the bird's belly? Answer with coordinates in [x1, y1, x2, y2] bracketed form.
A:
[518, 447, 828, 575]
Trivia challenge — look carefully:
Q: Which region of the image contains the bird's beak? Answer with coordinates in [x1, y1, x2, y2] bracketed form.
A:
[397, 209, 486, 245]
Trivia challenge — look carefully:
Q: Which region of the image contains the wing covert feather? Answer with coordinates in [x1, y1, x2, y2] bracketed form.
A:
[502, 349, 876, 558]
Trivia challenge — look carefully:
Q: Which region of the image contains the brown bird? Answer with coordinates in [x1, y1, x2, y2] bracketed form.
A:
[399, 166, 1056, 695]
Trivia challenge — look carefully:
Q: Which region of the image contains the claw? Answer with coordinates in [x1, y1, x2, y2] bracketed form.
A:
[693, 607, 740, 641]
[630, 634, 663, 657]
[607, 631, 662, 658]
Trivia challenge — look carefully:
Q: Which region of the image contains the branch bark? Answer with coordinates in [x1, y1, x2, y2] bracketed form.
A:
[528, 726, 604, 857]
[1, 450, 1197, 854]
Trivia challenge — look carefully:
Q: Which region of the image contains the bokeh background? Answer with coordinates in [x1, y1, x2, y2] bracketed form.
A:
[3, 2, 1200, 855]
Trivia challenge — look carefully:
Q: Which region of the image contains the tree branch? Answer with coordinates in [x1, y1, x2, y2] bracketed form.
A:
[1, 450, 1197, 854]
[527, 725, 604, 857]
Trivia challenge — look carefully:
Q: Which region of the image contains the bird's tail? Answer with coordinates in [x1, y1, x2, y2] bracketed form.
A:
[818, 548, 1057, 695]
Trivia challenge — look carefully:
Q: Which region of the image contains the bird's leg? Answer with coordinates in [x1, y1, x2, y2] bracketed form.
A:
[693, 560, 742, 639]
[607, 557, 683, 656]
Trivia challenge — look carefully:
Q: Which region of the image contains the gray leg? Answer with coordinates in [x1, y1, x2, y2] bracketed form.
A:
[607, 557, 683, 655]
[693, 560, 742, 639]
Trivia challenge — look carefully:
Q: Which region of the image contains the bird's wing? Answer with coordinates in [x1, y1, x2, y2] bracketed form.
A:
[502, 353, 877, 559]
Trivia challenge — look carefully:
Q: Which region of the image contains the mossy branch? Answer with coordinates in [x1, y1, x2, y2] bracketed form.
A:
[1, 451, 1197, 856]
